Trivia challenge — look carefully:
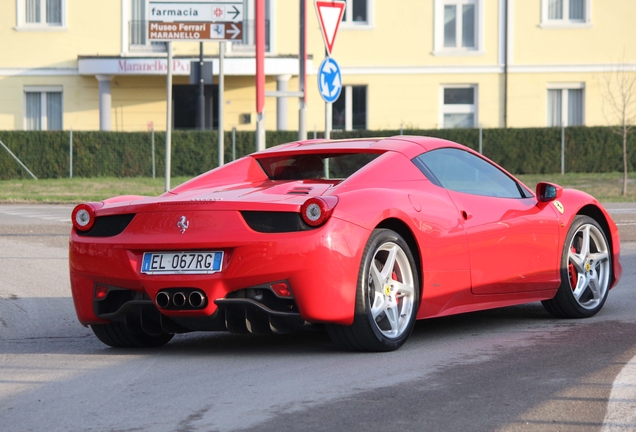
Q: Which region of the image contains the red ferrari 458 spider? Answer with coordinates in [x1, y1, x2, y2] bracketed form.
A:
[69, 136, 622, 351]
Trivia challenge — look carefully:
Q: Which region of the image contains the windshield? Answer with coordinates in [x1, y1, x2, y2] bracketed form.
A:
[257, 152, 381, 180]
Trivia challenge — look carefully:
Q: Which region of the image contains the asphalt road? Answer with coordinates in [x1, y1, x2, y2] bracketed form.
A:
[1, 204, 635, 432]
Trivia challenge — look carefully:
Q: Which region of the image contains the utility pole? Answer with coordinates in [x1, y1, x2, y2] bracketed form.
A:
[298, 0, 307, 141]
[198, 42, 205, 130]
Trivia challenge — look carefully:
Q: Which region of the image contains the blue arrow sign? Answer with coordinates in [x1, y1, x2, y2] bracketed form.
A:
[318, 57, 342, 103]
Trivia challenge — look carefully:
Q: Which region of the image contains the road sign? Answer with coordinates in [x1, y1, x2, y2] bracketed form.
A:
[318, 57, 342, 103]
[149, 1, 243, 22]
[189, 61, 213, 84]
[148, 22, 242, 41]
[148, 0, 243, 41]
[315, 1, 346, 56]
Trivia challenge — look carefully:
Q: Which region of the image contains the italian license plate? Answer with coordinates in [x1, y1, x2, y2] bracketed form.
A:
[141, 251, 223, 275]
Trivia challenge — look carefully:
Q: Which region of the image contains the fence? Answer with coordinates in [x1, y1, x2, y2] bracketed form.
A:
[0, 127, 633, 180]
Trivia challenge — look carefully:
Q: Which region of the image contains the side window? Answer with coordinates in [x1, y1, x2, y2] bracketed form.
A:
[414, 148, 526, 198]
[341, 0, 372, 26]
[24, 87, 63, 130]
[332, 85, 367, 130]
[541, 0, 591, 27]
[441, 85, 477, 128]
[434, 0, 483, 54]
[17, 0, 66, 29]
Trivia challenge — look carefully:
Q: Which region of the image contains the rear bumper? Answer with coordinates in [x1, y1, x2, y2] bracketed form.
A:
[69, 212, 369, 328]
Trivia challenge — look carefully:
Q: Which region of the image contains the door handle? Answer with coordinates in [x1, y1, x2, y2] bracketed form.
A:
[461, 210, 472, 220]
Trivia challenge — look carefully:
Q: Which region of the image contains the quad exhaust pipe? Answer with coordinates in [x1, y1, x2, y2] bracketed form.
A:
[155, 290, 207, 310]
[188, 291, 206, 308]
[155, 291, 170, 308]
[173, 292, 187, 308]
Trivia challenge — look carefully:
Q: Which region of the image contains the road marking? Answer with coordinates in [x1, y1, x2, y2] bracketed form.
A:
[602, 355, 636, 431]
[0, 209, 71, 223]
[607, 209, 636, 214]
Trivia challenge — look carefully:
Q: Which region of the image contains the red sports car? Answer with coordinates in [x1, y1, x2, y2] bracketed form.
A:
[69, 136, 622, 351]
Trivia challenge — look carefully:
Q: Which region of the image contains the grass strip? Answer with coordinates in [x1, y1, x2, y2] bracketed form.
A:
[0, 173, 634, 203]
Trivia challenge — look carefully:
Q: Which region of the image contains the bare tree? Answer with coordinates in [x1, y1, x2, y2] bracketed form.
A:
[601, 60, 636, 196]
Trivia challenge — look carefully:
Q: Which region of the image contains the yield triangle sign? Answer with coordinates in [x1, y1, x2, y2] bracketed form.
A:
[315, 1, 346, 56]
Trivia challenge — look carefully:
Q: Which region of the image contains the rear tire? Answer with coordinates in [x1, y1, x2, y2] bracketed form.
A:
[542, 215, 611, 318]
[326, 229, 420, 352]
[91, 322, 174, 348]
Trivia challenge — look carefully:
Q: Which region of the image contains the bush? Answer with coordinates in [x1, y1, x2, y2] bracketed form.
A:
[0, 127, 632, 179]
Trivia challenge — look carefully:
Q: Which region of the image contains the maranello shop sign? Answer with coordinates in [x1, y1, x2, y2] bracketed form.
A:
[117, 59, 191, 75]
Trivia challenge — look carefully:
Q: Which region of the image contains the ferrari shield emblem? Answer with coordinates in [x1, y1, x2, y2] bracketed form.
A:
[384, 285, 391, 296]
[553, 201, 564, 214]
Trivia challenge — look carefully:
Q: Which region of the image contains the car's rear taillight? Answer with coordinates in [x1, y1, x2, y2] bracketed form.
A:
[300, 197, 338, 227]
[72, 203, 96, 232]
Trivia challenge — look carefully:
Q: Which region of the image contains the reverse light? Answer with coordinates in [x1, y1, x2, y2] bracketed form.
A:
[300, 197, 337, 227]
[72, 203, 96, 232]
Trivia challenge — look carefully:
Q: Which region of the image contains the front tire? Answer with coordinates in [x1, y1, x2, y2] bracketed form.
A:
[327, 229, 420, 352]
[542, 215, 611, 318]
[91, 322, 174, 348]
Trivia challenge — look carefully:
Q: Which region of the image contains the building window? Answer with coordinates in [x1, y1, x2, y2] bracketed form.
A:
[24, 88, 63, 130]
[128, 0, 166, 52]
[231, 0, 273, 52]
[435, 0, 482, 54]
[541, 0, 590, 26]
[18, 0, 65, 28]
[441, 86, 477, 128]
[341, 0, 371, 25]
[333, 86, 367, 131]
[547, 86, 584, 127]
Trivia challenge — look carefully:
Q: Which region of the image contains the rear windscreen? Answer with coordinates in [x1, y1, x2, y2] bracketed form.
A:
[257, 153, 381, 180]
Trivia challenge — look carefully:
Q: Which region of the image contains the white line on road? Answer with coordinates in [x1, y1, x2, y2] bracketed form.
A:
[602, 355, 636, 431]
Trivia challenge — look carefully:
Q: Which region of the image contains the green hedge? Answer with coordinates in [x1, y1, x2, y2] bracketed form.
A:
[0, 127, 632, 179]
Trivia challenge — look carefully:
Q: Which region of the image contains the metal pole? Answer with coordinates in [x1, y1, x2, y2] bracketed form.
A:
[198, 42, 205, 130]
[479, 124, 483, 154]
[218, 41, 225, 166]
[255, 0, 266, 151]
[165, 41, 173, 192]
[324, 102, 332, 139]
[503, 0, 509, 128]
[0, 140, 37, 180]
[314, 124, 317, 139]
[561, 125, 565, 175]
[232, 126, 236, 161]
[151, 124, 156, 179]
[298, 0, 307, 141]
[323, 47, 331, 140]
[69, 128, 73, 178]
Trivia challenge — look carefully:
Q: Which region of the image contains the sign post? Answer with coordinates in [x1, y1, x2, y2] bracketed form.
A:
[165, 41, 173, 192]
[314, 1, 345, 140]
[148, 0, 244, 190]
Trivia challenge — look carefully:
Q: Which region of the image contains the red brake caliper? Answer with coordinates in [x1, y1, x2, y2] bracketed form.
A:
[392, 271, 399, 305]
[569, 247, 578, 290]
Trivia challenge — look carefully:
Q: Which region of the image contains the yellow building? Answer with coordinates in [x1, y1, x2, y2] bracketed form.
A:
[1, 0, 635, 133]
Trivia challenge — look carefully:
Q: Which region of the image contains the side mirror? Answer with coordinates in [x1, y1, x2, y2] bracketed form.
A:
[536, 182, 563, 202]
